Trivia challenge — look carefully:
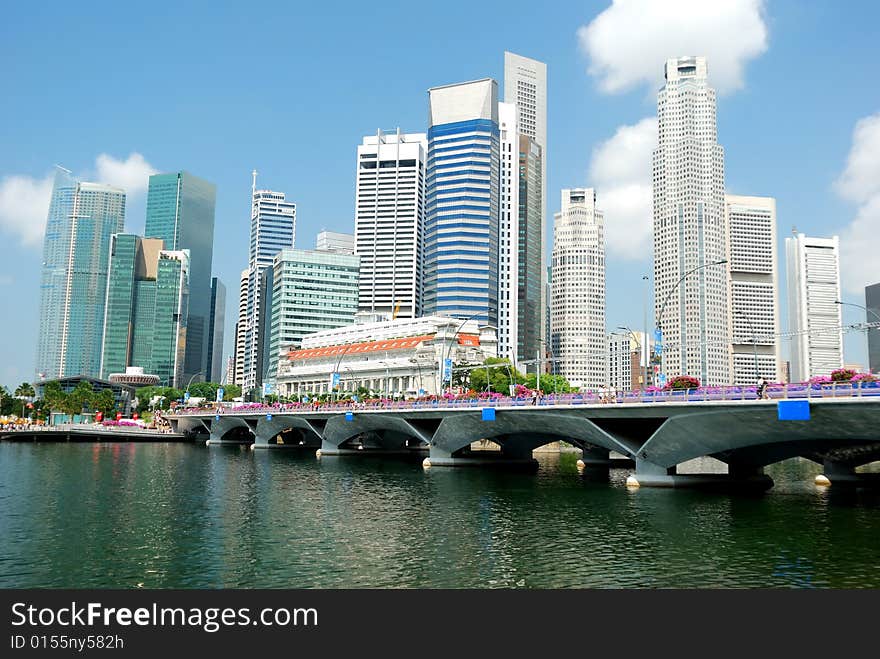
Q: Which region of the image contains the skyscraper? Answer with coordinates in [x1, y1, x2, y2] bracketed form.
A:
[866, 283, 880, 374]
[36, 167, 126, 381]
[235, 174, 296, 394]
[653, 57, 730, 386]
[497, 102, 520, 362]
[316, 231, 355, 254]
[100, 234, 190, 387]
[355, 129, 426, 319]
[725, 195, 781, 384]
[206, 277, 226, 383]
[785, 233, 843, 381]
[517, 134, 543, 362]
[504, 52, 548, 346]
[424, 79, 500, 327]
[266, 248, 360, 382]
[145, 171, 216, 384]
[550, 189, 606, 391]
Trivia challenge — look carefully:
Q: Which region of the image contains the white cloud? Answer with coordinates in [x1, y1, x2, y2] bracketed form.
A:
[835, 113, 880, 294]
[95, 152, 157, 195]
[0, 173, 54, 247]
[578, 0, 769, 95]
[588, 117, 657, 260]
[0, 153, 156, 249]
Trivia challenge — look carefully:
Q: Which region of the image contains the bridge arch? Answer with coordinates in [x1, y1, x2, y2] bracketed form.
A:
[322, 414, 431, 452]
[253, 415, 323, 448]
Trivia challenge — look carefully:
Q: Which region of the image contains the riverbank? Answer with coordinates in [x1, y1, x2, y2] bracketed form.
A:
[0, 424, 188, 442]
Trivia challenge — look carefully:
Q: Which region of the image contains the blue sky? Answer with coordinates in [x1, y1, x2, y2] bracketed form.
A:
[2, 0, 879, 388]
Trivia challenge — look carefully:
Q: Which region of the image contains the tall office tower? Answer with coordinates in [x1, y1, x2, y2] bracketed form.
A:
[224, 355, 235, 386]
[497, 102, 520, 362]
[233, 269, 248, 386]
[235, 174, 297, 393]
[145, 171, 216, 384]
[517, 134, 543, 362]
[355, 129, 427, 319]
[206, 277, 226, 383]
[424, 79, 500, 329]
[550, 189, 606, 390]
[785, 233, 843, 381]
[866, 283, 880, 373]
[100, 234, 190, 387]
[266, 248, 359, 382]
[505, 52, 548, 346]
[36, 167, 126, 381]
[725, 195, 781, 384]
[607, 332, 634, 392]
[653, 56, 730, 386]
[317, 231, 355, 254]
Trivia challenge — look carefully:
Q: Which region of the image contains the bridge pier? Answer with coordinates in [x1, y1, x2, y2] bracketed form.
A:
[422, 442, 538, 469]
[577, 447, 612, 468]
[815, 460, 861, 486]
[205, 417, 254, 446]
[626, 458, 773, 490]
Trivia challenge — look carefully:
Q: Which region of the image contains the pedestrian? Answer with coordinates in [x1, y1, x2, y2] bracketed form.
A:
[757, 377, 768, 400]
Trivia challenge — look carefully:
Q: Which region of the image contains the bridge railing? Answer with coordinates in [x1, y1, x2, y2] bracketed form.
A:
[167, 381, 879, 416]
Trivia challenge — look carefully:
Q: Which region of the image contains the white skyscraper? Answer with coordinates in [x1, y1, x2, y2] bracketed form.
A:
[785, 233, 843, 382]
[355, 129, 426, 319]
[726, 195, 782, 384]
[235, 172, 296, 392]
[317, 231, 355, 254]
[653, 56, 730, 386]
[608, 332, 634, 393]
[551, 189, 606, 391]
[505, 52, 548, 347]
[497, 102, 520, 363]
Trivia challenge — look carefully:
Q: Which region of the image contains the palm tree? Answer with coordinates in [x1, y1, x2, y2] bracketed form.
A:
[14, 382, 35, 418]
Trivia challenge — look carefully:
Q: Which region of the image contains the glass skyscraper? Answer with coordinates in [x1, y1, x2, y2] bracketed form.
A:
[100, 234, 190, 387]
[36, 167, 126, 381]
[424, 79, 500, 326]
[145, 171, 216, 384]
[206, 277, 226, 383]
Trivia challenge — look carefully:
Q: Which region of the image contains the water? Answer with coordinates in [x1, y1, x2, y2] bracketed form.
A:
[1, 443, 878, 588]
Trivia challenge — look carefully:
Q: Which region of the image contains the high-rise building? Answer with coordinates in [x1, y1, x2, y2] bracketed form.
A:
[785, 233, 843, 381]
[424, 79, 500, 327]
[224, 355, 235, 386]
[355, 129, 426, 319]
[725, 195, 781, 384]
[608, 332, 635, 393]
[505, 52, 548, 347]
[36, 167, 126, 381]
[234, 174, 296, 394]
[497, 102, 520, 363]
[867, 283, 880, 374]
[517, 134, 543, 362]
[206, 277, 226, 383]
[550, 189, 606, 391]
[653, 57, 730, 386]
[100, 234, 190, 387]
[145, 171, 216, 384]
[266, 248, 360, 382]
[317, 231, 355, 254]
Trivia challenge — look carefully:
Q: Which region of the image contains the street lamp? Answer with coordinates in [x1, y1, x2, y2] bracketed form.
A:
[732, 309, 760, 384]
[439, 312, 484, 394]
[185, 372, 203, 403]
[655, 259, 728, 383]
[836, 301, 880, 372]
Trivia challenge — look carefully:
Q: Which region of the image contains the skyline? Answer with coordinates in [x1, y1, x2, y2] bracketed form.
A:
[2, 0, 880, 386]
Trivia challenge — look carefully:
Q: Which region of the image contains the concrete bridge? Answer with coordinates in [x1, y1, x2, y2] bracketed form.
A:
[167, 397, 880, 488]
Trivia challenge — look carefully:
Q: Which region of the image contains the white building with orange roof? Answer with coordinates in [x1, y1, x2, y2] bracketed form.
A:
[275, 315, 497, 398]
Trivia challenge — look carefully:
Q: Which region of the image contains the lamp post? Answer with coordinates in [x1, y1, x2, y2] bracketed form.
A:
[185, 372, 203, 404]
[439, 312, 484, 394]
[732, 309, 760, 383]
[655, 259, 728, 384]
[642, 274, 650, 386]
[617, 326, 645, 392]
[332, 342, 357, 403]
[835, 301, 880, 364]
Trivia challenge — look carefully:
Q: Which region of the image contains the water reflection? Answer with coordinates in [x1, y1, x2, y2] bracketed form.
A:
[0, 444, 877, 588]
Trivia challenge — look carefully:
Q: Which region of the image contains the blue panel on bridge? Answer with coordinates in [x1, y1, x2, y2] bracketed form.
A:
[345, 412, 354, 422]
[778, 400, 810, 421]
[481, 408, 496, 421]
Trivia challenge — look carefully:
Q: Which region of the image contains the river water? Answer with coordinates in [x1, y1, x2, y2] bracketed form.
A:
[1, 442, 878, 588]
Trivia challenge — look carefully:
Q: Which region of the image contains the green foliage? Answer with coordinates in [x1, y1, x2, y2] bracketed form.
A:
[43, 381, 66, 411]
[666, 375, 700, 390]
[222, 384, 242, 401]
[14, 382, 36, 399]
[63, 381, 94, 416]
[93, 389, 116, 416]
[188, 381, 219, 399]
[465, 359, 572, 394]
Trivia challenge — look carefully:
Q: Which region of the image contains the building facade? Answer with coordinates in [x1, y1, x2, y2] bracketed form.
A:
[355, 129, 426, 319]
[145, 171, 216, 384]
[266, 248, 360, 383]
[868, 283, 880, 374]
[207, 277, 226, 383]
[316, 231, 355, 253]
[607, 332, 634, 393]
[424, 79, 500, 327]
[653, 56, 731, 386]
[550, 189, 606, 391]
[276, 316, 497, 398]
[517, 133, 543, 363]
[36, 167, 126, 381]
[785, 233, 843, 381]
[100, 234, 190, 387]
[497, 102, 520, 363]
[504, 52, 548, 348]
[235, 176, 296, 394]
[725, 195, 782, 384]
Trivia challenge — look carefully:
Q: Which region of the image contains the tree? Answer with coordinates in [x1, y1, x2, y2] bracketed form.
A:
[93, 389, 116, 416]
[188, 381, 219, 400]
[222, 384, 242, 401]
[64, 381, 95, 417]
[14, 382, 36, 418]
[0, 385, 13, 415]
